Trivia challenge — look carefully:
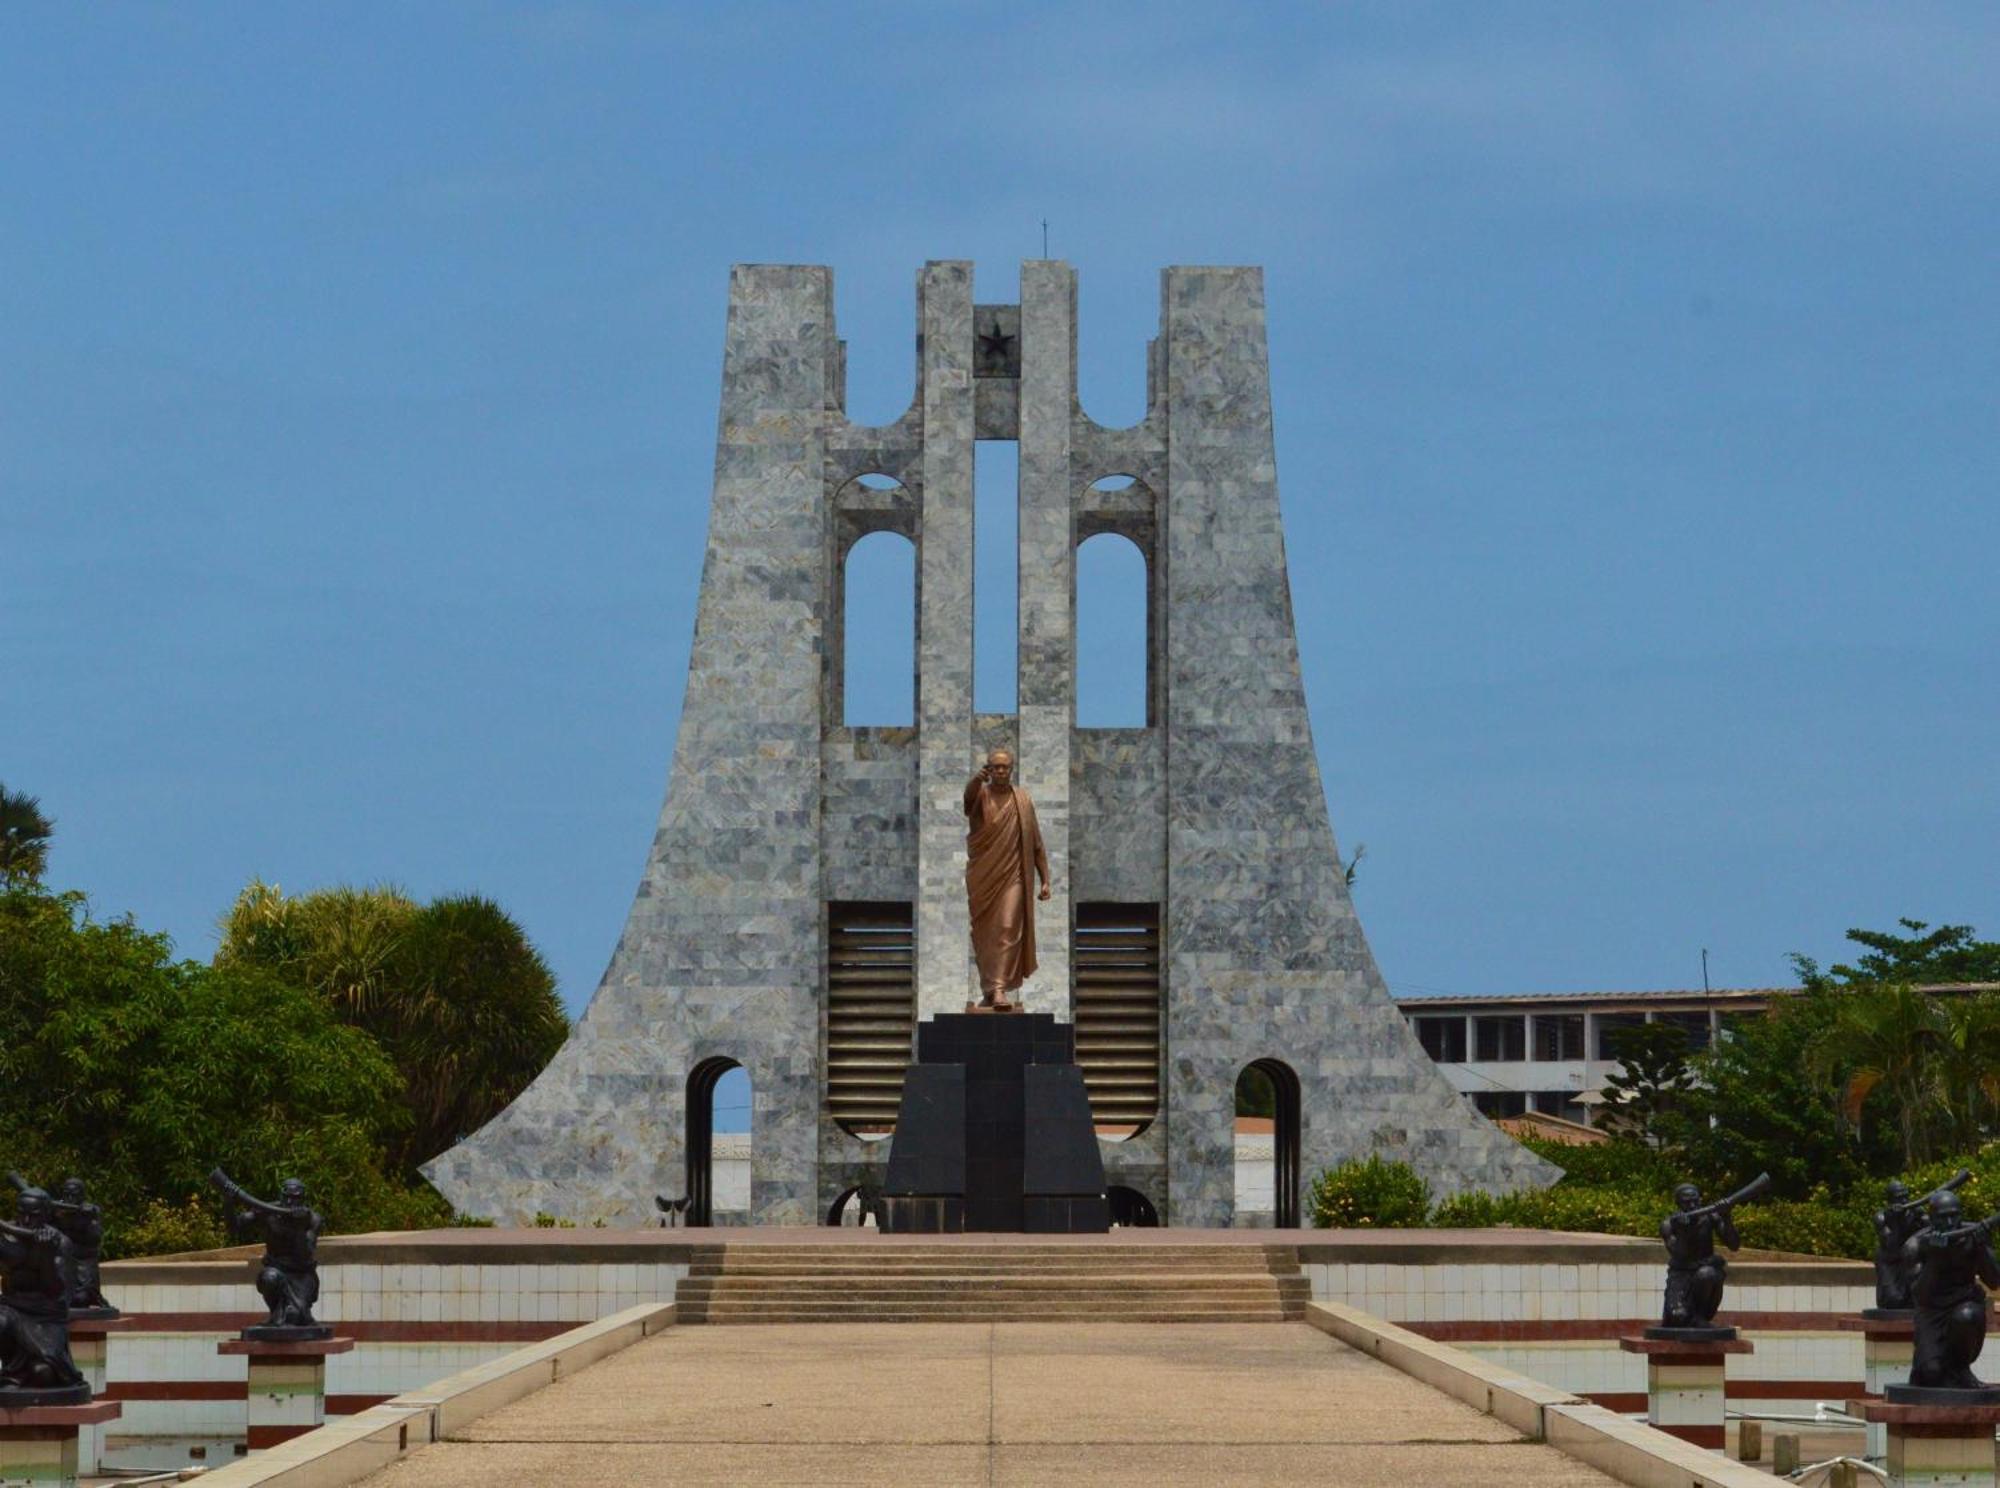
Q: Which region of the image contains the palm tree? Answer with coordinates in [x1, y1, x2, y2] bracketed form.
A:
[0, 785, 53, 886]
[1806, 983, 1946, 1167]
[1933, 993, 2000, 1153]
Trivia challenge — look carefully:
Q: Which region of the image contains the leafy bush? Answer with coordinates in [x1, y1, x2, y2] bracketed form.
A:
[1308, 1155, 1431, 1228]
[112, 1197, 227, 1260]
[1730, 1197, 1874, 1259]
[0, 883, 452, 1257]
[1519, 1135, 1677, 1190]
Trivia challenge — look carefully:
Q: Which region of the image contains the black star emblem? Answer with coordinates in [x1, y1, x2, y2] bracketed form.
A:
[978, 319, 1016, 366]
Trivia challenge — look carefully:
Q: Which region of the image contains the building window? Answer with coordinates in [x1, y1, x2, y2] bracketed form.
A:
[1533, 1090, 1587, 1122]
[1472, 1091, 1527, 1118]
[1414, 1016, 1467, 1063]
[1594, 1012, 1646, 1060]
[1533, 1013, 1585, 1062]
[1473, 1015, 1526, 1062]
[1656, 1011, 1713, 1054]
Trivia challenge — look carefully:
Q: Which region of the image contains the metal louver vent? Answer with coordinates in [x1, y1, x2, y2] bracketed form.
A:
[1073, 902, 1162, 1132]
[825, 900, 915, 1135]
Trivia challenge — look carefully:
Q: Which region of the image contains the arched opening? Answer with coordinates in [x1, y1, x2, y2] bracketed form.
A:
[1106, 1185, 1159, 1228]
[686, 1057, 746, 1226]
[825, 1185, 885, 1229]
[842, 530, 915, 726]
[974, 440, 1018, 714]
[1076, 531, 1148, 727]
[1234, 1059, 1302, 1228]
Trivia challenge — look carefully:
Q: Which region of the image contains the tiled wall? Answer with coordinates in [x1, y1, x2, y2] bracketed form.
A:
[100, 1259, 687, 1472]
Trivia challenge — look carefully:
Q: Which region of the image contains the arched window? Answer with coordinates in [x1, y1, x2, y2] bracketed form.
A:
[686, 1057, 747, 1226]
[1234, 1059, 1302, 1228]
[1076, 532, 1148, 727]
[843, 532, 915, 726]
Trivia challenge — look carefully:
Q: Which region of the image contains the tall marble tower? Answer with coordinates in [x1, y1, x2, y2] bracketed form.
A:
[425, 262, 1554, 1227]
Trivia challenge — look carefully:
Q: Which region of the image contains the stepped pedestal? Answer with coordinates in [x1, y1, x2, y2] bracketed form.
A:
[1852, 1393, 2000, 1487]
[1841, 1312, 1916, 1460]
[1619, 1331, 1753, 1450]
[883, 1013, 1108, 1234]
[67, 1314, 131, 1476]
[0, 1401, 121, 1488]
[218, 1335, 354, 1450]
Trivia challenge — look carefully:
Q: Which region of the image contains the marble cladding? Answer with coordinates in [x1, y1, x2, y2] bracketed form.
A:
[431, 259, 1554, 1228]
[1158, 265, 1555, 1224]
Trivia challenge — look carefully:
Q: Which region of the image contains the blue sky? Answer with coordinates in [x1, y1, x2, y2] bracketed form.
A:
[6, 1, 1997, 1077]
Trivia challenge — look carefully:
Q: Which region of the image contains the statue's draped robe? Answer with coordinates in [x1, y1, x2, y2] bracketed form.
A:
[0, 1229, 83, 1393]
[963, 778, 1050, 1000]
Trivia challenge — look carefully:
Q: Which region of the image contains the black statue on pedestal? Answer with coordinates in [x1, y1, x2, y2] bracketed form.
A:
[209, 1169, 329, 1341]
[1891, 1191, 2000, 1401]
[1650, 1172, 1770, 1339]
[7, 1172, 116, 1320]
[1873, 1170, 1970, 1314]
[0, 1186, 89, 1406]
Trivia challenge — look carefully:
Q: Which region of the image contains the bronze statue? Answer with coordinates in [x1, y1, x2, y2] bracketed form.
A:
[962, 748, 1051, 1010]
[1874, 1170, 1970, 1313]
[209, 1169, 328, 1339]
[0, 1186, 88, 1405]
[7, 1172, 113, 1317]
[1899, 1190, 2000, 1395]
[1657, 1173, 1769, 1333]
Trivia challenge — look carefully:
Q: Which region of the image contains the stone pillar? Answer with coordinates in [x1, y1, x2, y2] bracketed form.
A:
[0, 1403, 120, 1487]
[66, 1318, 129, 1475]
[1014, 260, 1075, 1016]
[1619, 1334, 1753, 1451]
[1841, 1313, 1916, 1461]
[1853, 1396, 2000, 1487]
[915, 261, 977, 1018]
[219, 1336, 355, 1450]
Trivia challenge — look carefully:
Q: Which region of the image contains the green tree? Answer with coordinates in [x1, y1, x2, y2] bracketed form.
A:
[0, 881, 441, 1254]
[1599, 1021, 1695, 1143]
[1671, 989, 1883, 1198]
[1799, 918, 2000, 989]
[0, 785, 53, 887]
[1805, 982, 1947, 1168]
[217, 881, 569, 1171]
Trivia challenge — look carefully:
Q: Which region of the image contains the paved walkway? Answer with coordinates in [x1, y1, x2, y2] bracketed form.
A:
[362, 1323, 1621, 1486]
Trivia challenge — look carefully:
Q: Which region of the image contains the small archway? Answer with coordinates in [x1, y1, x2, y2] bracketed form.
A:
[686, 1057, 745, 1227]
[1106, 1185, 1159, 1228]
[1235, 1059, 1302, 1229]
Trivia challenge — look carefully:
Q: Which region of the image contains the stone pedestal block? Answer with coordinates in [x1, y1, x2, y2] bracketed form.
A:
[218, 1336, 354, 1451]
[66, 1316, 131, 1477]
[0, 1402, 121, 1487]
[884, 1013, 1106, 1233]
[1852, 1396, 2000, 1487]
[1620, 1334, 1754, 1451]
[1842, 1312, 1917, 1461]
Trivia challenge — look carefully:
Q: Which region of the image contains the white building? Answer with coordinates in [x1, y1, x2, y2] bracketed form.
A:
[1395, 987, 1786, 1125]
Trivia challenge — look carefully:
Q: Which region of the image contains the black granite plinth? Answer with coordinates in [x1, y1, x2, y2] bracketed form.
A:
[1643, 1325, 1739, 1342]
[240, 1324, 333, 1343]
[0, 1382, 92, 1408]
[882, 1012, 1108, 1234]
[1886, 1383, 2000, 1405]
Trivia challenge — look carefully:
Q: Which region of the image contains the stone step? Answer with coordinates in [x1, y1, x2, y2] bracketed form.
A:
[686, 1261, 1300, 1277]
[680, 1280, 1320, 1288]
[679, 1287, 1307, 1304]
[682, 1306, 1300, 1324]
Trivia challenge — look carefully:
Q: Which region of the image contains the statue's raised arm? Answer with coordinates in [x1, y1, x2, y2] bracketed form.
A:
[209, 1166, 293, 1220]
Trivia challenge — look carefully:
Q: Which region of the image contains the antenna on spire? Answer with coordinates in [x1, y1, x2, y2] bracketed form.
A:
[1041, 218, 1049, 258]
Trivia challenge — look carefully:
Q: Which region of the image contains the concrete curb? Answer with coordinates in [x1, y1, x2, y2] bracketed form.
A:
[1304, 1300, 1768, 1488]
[189, 1302, 675, 1486]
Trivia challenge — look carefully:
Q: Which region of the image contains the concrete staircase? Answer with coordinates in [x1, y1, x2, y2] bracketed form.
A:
[674, 1243, 1309, 1324]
